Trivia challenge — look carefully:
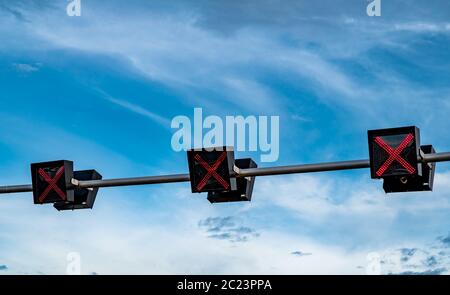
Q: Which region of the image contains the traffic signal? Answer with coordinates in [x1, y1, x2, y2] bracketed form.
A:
[54, 170, 102, 211]
[187, 146, 237, 193]
[31, 160, 74, 204]
[382, 145, 436, 193]
[207, 158, 257, 203]
[368, 126, 422, 179]
[368, 126, 436, 193]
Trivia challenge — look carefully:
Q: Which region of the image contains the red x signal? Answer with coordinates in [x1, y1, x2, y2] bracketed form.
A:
[38, 166, 66, 202]
[374, 134, 416, 177]
[194, 152, 230, 192]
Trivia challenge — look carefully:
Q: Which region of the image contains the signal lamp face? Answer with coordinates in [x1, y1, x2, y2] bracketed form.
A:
[31, 160, 74, 204]
[187, 147, 237, 193]
[368, 126, 421, 179]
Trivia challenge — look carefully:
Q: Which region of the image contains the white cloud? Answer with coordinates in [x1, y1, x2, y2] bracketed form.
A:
[255, 174, 391, 222]
[393, 22, 450, 33]
[0, 171, 400, 275]
[95, 88, 171, 129]
[376, 236, 450, 275]
[1, 5, 366, 114]
[248, 171, 450, 252]
[10, 2, 447, 127]
[2, 1, 448, 128]
[256, 172, 450, 220]
[0, 193, 371, 274]
[12, 63, 40, 73]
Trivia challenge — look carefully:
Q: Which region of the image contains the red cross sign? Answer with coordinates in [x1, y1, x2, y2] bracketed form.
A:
[187, 147, 236, 193]
[31, 160, 74, 205]
[374, 134, 416, 177]
[368, 126, 421, 180]
[194, 152, 230, 191]
[38, 166, 67, 202]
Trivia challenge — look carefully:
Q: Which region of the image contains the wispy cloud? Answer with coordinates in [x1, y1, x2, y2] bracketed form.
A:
[2, 0, 449, 127]
[12, 63, 40, 73]
[0, 3, 367, 114]
[438, 233, 450, 246]
[291, 251, 312, 257]
[393, 22, 450, 33]
[0, 3, 25, 21]
[95, 89, 171, 129]
[377, 234, 450, 275]
[198, 216, 260, 243]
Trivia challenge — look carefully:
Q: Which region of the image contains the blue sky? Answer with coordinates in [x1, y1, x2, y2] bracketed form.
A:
[0, 0, 450, 274]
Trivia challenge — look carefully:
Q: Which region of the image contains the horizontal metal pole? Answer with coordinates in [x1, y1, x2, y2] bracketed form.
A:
[77, 173, 190, 189]
[0, 184, 33, 194]
[77, 159, 370, 189]
[422, 152, 450, 163]
[1, 152, 450, 194]
[237, 159, 370, 177]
